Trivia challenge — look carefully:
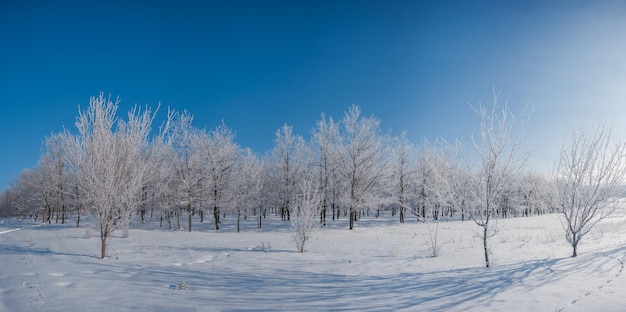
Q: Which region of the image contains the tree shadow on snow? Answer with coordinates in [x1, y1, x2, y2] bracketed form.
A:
[0, 243, 99, 259]
[65, 245, 626, 311]
[230, 246, 623, 310]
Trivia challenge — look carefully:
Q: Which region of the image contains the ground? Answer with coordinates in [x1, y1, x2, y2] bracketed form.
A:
[1, 211, 625, 311]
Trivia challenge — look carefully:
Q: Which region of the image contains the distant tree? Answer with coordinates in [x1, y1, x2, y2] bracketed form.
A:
[39, 132, 71, 224]
[231, 148, 263, 232]
[37, 153, 59, 224]
[65, 93, 156, 258]
[0, 188, 12, 218]
[554, 122, 626, 257]
[412, 139, 473, 257]
[391, 132, 417, 223]
[9, 169, 43, 220]
[139, 111, 175, 225]
[311, 113, 340, 226]
[291, 180, 321, 253]
[166, 111, 206, 232]
[466, 92, 528, 267]
[270, 124, 308, 221]
[506, 172, 552, 217]
[336, 105, 390, 230]
[256, 157, 272, 228]
[201, 122, 239, 231]
[420, 139, 460, 221]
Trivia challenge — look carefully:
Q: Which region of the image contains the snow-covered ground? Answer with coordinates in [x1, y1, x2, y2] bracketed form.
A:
[1, 211, 626, 311]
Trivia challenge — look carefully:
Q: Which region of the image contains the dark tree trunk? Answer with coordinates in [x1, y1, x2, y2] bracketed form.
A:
[213, 206, 220, 230]
[101, 237, 107, 259]
[188, 203, 193, 232]
[483, 225, 490, 267]
[349, 208, 356, 230]
[237, 210, 241, 233]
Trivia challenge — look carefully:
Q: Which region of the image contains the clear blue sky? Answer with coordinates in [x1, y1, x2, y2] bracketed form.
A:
[2, 0, 626, 189]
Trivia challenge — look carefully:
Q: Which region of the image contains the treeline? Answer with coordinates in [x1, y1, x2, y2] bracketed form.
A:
[0, 93, 556, 258]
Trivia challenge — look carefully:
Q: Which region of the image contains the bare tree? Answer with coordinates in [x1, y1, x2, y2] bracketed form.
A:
[554, 122, 626, 257]
[291, 180, 321, 253]
[65, 93, 156, 258]
[466, 92, 528, 267]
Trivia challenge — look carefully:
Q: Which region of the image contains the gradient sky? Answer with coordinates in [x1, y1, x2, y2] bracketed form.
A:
[2, 0, 626, 189]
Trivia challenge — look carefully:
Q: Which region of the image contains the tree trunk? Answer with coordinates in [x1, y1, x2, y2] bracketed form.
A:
[188, 203, 193, 232]
[213, 206, 220, 230]
[101, 237, 107, 259]
[61, 195, 66, 224]
[483, 225, 490, 267]
[349, 208, 355, 230]
[572, 236, 579, 257]
[237, 210, 241, 233]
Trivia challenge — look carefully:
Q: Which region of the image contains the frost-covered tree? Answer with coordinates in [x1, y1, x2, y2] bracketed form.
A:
[466, 92, 528, 267]
[61, 132, 90, 228]
[517, 172, 552, 216]
[420, 139, 461, 221]
[166, 111, 206, 232]
[9, 168, 44, 220]
[256, 157, 273, 228]
[311, 113, 340, 226]
[291, 180, 321, 253]
[391, 132, 418, 223]
[554, 122, 626, 257]
[201, 122, 239, 230]
[39, 132, 72, 224]
[270, 124, 308, 221]
[140, 112, 175, 225]
[65, 93, 156, 258]
[336, 105, 390, 230]
[231, 148, 262, 232]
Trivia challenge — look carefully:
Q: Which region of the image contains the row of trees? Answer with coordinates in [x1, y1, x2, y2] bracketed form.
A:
[1, 92, 625, 264]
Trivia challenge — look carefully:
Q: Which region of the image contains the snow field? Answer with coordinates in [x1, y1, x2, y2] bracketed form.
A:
[1, 213, 625, 311]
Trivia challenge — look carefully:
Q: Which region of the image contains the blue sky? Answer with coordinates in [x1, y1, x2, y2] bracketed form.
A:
[2, 0, 626, 189]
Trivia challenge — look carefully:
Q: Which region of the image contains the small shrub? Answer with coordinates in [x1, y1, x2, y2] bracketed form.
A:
[171, 281, 190, 290]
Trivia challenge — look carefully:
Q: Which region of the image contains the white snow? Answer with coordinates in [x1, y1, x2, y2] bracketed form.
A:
[1, 212, 625, 311]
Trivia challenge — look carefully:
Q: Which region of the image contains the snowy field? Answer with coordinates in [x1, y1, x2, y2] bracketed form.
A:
[1, 212, 626, 311]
